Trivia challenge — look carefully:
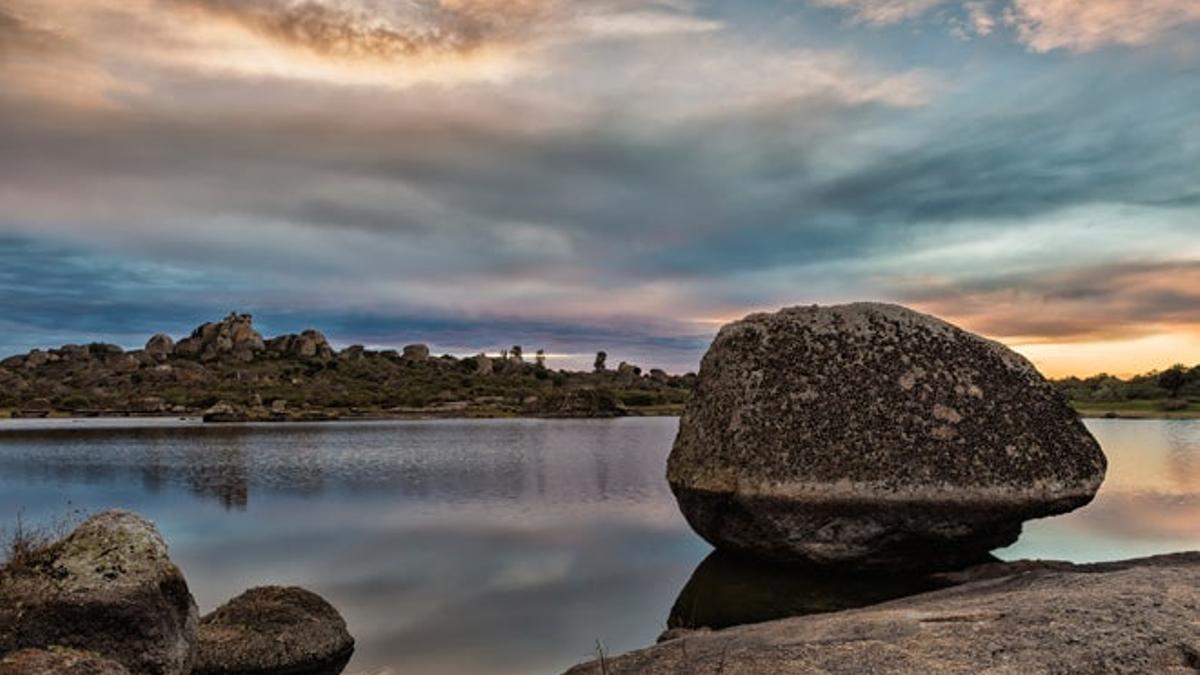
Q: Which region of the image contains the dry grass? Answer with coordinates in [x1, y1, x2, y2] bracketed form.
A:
[1, 506, 88, 572]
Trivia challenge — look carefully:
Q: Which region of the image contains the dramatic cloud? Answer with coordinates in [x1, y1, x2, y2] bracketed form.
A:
[170, 0, 551, 61]
[0, 0, 1197, 374]
[897, 260, 1200, 342]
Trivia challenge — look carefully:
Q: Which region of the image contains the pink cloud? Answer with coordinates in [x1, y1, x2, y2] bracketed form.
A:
[1009, 0, 1200, 52]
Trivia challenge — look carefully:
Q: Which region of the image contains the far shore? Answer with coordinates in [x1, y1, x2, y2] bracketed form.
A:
[4, 401, 1200, 422]
[0, 404, 689, 423]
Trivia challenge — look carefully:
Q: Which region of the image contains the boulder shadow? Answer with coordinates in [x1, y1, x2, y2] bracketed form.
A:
[667, 550, 964, 631]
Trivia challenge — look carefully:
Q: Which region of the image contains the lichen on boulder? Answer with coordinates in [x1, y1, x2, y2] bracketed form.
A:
[0, 511, 199, 675]
[668, 303, 1107, 569]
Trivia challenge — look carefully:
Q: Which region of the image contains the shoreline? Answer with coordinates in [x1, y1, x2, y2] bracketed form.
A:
[0, 406, 688, 423]
[5, 405, 1199, 422]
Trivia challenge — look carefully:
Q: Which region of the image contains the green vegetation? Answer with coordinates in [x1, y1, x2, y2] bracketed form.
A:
[1054, 364, 1200, 418]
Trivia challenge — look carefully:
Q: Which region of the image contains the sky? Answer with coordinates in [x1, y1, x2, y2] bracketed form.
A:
[1, 0, 1198, 376]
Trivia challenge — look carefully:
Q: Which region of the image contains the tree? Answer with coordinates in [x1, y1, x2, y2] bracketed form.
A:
[1158, 365, 1188, 398]
[594, 351, 607, 372]
[511, 345, 523, 362]
[535, 349, 546, 368]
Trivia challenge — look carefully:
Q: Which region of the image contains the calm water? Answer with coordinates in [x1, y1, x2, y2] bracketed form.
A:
[0, 417, 1197, 674]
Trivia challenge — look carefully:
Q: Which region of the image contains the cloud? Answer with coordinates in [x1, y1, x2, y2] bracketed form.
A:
[809, 0, 948, 25]
[170, 0, 550, 61]
[1007, 0, 1200, 52]
[895, 260, 1200, 342]
[806, 0, 1200, 52]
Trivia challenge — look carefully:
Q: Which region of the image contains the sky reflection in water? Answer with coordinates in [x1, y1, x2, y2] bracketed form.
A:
[0, 417, 1197, 674]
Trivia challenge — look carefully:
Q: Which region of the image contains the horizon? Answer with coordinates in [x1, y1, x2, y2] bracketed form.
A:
[2, 1, 1198, 378]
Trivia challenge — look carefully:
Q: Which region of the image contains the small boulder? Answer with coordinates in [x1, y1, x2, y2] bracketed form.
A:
[193, 586, 354, 675]
[0, 511, 198, 675]
[668, 303, 1106, 569]
[0, 647, 130, 675]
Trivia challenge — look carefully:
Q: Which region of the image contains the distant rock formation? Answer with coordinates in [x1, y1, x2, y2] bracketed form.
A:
[0, 313, 690, 418]
[668, 303, 1107, 570]
[175, 313, 264, 363]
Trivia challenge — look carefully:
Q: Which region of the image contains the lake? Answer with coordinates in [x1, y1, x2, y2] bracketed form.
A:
[0, 417, 1197, 674]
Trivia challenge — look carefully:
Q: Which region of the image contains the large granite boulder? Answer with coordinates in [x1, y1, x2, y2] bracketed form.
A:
[565, 552, 1200, 674]
[668, 303, 1106, 569]
[193, 586, 354, 675]
[0, 511, 199, 674]
[0, 647, 130, 675]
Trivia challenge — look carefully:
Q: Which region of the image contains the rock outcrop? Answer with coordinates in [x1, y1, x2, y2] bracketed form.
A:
[193, 586, 354, 675]
[565, 552, 1200, 675]
[668, 303, 1106, 569]
[265, 330, 333, 360]
[0, 511, 199, 675]
[0, 647, 130, 675]
[175, 313, 265, 363]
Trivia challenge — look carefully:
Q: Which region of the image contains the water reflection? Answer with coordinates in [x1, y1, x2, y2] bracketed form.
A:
[667, 551, 951, 631]
[0, 417, 1198, 674]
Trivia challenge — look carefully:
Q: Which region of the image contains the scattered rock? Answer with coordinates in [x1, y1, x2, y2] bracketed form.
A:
[565, 552, 1200, 675]
[668, 303, 1106, 569]
[339, 345, 366, 361]
[0, 511, 199, 675]
[145, 334, 175, 361]
[193, 586, 354, 675]
[402, 344, 431, 361]
[203, 402, 248, 423]
[23, 351, 50, 369]
[0, 647, 130, 675]
[469, 353, 493, 376]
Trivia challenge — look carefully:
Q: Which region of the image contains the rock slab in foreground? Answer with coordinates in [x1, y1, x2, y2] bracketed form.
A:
[565, 552, 1200, 674]
[0, 511, 199, 675]
[0, 647, 131, 675]
[668, 303, 1107, 569]
[193, 586, 354, 675]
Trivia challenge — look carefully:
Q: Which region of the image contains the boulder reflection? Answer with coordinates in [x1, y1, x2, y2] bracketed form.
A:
[668, 551, 951, 631]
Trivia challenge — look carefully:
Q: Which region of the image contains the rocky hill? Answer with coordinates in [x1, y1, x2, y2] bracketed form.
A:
[0, 314, 693, 420]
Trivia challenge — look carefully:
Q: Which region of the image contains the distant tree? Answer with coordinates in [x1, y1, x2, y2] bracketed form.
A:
[594, 351, 607, 372]
[511, 345, 523, 362]
[1159, 365, 1189, 398]
[535, 349, 546, 368]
